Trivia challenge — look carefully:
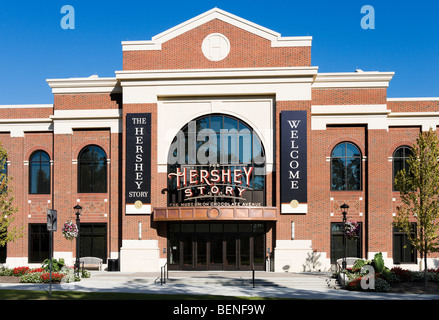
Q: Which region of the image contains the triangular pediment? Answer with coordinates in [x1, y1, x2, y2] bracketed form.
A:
[122, 8, 311, 51]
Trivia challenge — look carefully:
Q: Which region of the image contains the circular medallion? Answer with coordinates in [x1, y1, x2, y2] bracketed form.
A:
[202, 33, 230, 61]
[290, 200, 299, 208]
[207, 207, 221, 220]
[134, 200, 143, 209]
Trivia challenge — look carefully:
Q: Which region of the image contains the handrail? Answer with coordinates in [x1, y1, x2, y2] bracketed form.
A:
[252, 262, 255, 288]
[160, 263, 168, 285]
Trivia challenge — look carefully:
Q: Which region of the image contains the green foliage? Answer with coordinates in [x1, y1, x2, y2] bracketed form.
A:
[0, 143, 23, 247]
[394, 129, 439, 277]
[20, 272, 44, 283]
[374, 278, 391, 292]
[371, 252, 385, 273]
[42, 258, 66, 272]
[352, 259, 365, 272]
[0, 266, 13, 276]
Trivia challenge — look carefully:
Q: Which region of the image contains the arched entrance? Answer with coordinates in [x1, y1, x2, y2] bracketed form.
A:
[164, 114, 269, 271]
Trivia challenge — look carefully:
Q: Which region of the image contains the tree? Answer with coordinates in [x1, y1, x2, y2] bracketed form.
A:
[0, 143, 22, 247]
[394, 128, 439, 288]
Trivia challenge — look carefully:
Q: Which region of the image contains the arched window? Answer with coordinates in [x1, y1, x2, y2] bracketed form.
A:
[29, 151, 51, 194]
[331, 142, 362, 191]
[167, 114, 266, 206]
[393, 145, 413, 191]
[78, 145, 107, 193]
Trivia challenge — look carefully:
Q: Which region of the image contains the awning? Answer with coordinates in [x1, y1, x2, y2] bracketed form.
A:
[153, 206, 278, 221]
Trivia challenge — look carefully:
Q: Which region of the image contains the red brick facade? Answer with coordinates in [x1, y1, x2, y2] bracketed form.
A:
[1, 8, 438, 272]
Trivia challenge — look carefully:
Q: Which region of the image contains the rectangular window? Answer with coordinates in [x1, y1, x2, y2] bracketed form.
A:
[393, 224, 416, 264]
[28, 224, 50, 263]
[79, 223, 107, 263]
[0, 237, 6, 263]
[330, 222, 362, 264]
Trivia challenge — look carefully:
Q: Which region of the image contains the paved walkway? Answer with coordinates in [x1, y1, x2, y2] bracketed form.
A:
[1, 270, 439, 300]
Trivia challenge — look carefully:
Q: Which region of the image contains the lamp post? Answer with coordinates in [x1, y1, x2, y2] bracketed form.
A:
[74, 204, 82, 277]
[340, 203, 349, 271]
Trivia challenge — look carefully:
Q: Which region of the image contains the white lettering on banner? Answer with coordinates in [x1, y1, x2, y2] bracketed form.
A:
[126, 113, 151, 206]
[287, 120, 301, 191]
[133, 117, 145, 191]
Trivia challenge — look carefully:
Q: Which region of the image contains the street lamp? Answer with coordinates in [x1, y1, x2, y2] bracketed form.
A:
[74, 204, 82, 276]
[340, 203, 349, 270]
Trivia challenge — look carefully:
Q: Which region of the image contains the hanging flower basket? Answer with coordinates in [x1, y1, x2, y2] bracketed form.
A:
[62, 220, 78, 241]
[344, 220, 360, 240]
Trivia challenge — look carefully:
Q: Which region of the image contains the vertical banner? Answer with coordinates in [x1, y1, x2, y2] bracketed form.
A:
[126, 113, 151, 214]
[280, 111, 307, 214]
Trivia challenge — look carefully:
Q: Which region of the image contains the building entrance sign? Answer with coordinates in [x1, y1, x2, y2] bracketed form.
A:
[167, 114, 266, 207]
[168, 166, 254, 201]
[280, 111, 307, 213]
[126, 113, 151, 214]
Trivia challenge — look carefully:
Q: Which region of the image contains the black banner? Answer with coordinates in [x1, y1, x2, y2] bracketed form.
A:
[280, 111, 307, 208]
[126, 113, 151, 205]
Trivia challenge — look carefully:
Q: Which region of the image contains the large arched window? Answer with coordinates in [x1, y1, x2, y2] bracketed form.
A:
[167, 114, 266, 206]
[78, 145, 107, 193]
[29, 151, 50, 194]
[331, 142, 362, 191]
[393, 145, 413, 191]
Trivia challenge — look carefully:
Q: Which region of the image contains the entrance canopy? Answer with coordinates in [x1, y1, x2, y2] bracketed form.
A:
[153, 206, 277, 221]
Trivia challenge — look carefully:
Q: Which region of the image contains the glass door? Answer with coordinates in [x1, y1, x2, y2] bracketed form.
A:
[209, 233, 223, 270]
[182, 233, 194, 270]
[223, 224, 238, 270]
[168, 222, 266, 271]
[196, 233, 208, 270]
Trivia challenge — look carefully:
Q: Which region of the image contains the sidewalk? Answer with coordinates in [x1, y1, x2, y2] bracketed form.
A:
[1, 270, 439, 300]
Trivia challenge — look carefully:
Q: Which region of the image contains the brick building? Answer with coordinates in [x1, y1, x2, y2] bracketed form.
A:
[1, 8, 438, 272]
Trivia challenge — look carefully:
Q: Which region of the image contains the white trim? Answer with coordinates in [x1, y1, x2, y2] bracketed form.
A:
[388, 112, 439, 131]
[53, 119, 121, 134]
[51, 109, 122, 134]
[157, 97, 274, 173]
[118, 67, 317, 103]
[312, 114, 389, 130]
[312, 71, 394, 88]
[281, 203, 308, 214]
[126, 204, 151, 214]
[46, 76, 121, 94]
[116, 66, 318, 80]
[0, 118, 53, 137]
[51, 109, 122, 120]
[311, 106, 439, 131]
[121, 8, 312, 52]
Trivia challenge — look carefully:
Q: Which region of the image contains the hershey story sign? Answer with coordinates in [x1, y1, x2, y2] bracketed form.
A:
[280, 111, 307, 214]
[126, 113, 151, 214]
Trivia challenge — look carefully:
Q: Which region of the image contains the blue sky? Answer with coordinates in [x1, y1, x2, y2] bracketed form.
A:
[0, 0, 438, 104]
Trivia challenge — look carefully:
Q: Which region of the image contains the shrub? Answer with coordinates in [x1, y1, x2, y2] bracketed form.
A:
[81, 269, 91, 279]
[391, 267, 411, 282]
[0, 267, 13, 276]
[346, 277, 362, 291]
[13, 266, 29, 276]
[40, 272, 64, 283]
[374, 277, 391, 292]
[42, 258, 65, 272]
[352, 259, 366, 272]
[20, 272, 43, 283]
